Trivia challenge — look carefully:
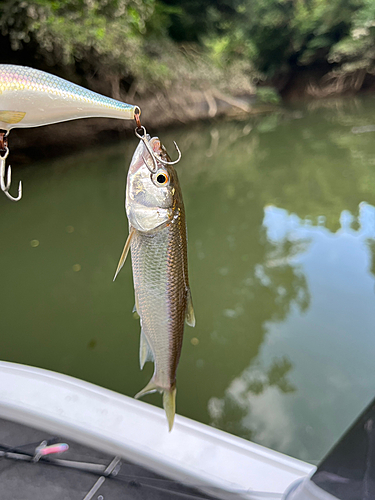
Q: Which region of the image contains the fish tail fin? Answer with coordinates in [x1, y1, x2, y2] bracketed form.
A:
[135, 379, 176, 431]
[163, 387, 176, 432]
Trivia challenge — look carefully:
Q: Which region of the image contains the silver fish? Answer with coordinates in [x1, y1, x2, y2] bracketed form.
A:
[114, 136, 195, 431]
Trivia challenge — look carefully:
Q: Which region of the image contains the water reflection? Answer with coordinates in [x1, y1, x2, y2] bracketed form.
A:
[207, 203, 375, 462]
[208, 356, 296, 437]
[1, 96, 375, 464]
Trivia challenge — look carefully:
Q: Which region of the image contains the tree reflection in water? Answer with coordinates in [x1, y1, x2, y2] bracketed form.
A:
[201, 202, 375, 462]
[161, 99, 375, 460]
[208, 356, 296, 438]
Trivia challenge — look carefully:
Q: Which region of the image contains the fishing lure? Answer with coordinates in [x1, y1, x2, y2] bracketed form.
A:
[0, 64, 140, 201]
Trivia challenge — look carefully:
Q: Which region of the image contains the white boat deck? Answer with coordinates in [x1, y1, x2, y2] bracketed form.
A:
[0, 361, 315, 499]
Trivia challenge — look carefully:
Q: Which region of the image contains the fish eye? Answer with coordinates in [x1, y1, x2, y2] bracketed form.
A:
[154, 172, 169, 186]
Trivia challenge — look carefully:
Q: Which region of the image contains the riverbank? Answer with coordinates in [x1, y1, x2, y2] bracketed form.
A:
[279, 67, 375, 101]
[6, 86, 267, 163]
[4, 54, 375, 164]
[8, 79, 375, 165]
[2, 0, 375, 161]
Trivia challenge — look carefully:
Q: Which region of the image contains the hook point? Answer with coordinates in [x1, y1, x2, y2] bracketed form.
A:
[1, 142, 22, 202]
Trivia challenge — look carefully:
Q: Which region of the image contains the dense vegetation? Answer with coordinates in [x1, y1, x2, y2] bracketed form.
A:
[1, 0, 375, 99]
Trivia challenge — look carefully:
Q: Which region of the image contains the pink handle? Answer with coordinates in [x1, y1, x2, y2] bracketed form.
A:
[39, 443, 69, 456]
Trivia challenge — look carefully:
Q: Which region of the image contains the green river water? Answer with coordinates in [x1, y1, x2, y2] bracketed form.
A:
[1, 96, 375, 464]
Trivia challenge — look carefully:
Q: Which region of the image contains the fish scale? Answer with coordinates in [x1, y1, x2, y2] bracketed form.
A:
[131, 222, 186, 389]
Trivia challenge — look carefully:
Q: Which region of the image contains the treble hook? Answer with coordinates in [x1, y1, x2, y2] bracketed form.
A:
[0, 133, 22, 202]
[134, 125, 182, 174]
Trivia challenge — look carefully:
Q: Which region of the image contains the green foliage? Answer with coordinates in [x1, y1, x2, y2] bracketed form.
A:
[1, 0, 375, 95]
[329, 0, 375, 75]
[0, 0, 256, 94]
[256, 87, 281, 105]
[0, 0, 174, 89]
[199, 0, 373, 87]
[291, 0, 362, 62]
[208, 0, 363, 76]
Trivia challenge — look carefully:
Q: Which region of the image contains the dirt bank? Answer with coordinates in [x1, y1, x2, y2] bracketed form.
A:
[279, 66, 375, 101]
[4, 63, 375, 164]
[6, 87, 259, 163]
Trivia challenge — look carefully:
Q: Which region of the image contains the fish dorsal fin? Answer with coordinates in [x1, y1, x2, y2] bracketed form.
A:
[185, 288, 195, 327]
[139, 329, 154, 369]
[113, 226, 135, 281]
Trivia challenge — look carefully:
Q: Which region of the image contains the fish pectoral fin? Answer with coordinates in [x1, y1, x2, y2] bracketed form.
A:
[163, 388, 176, 432]
[185, 288, 196, 327]
[113, 227, 135, 281]
[134, 379, 159, 399]
[139, 329, 154, 370]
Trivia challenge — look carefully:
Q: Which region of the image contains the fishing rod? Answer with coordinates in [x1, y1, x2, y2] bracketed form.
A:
[0, 438, 282, 500]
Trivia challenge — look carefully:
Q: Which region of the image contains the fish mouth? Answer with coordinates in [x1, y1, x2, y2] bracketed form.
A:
[150, 138, 171, 164]
[129, 137, 170, 177]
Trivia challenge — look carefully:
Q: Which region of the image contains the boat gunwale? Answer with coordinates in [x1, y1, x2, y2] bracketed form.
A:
[0, 361, 315, 499]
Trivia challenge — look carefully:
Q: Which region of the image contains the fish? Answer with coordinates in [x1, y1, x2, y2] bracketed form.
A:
[0, 64, 139, 130]
[114, 135, 195, 431]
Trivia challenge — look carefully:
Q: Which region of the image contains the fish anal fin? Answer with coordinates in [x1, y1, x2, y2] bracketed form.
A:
[163, 388, 176, 432]
[0, 111, 26, 124]
[134, 379, 158, 399]
[139, 329, 154, 369]
[135, 380, 176, 431]
[113, 227, 135, 281]
[185, 288, 195, 327]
